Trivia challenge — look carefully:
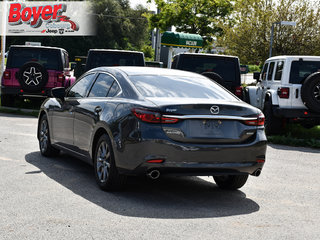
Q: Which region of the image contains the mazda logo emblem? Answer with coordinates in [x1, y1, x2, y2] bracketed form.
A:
[210, 106, 219, 114]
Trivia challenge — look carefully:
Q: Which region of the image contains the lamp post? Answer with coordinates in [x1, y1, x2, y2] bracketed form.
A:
[1, 1, 8, 78]
[269, 21, 296, 58]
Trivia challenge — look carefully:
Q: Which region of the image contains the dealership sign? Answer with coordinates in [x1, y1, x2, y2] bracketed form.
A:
[161, 31, 203, 49]
[0, 1, 95, 36]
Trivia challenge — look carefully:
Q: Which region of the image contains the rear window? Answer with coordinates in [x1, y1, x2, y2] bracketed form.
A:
[86, 52, 145, 70]
[289, 60, 320, 84]
[129, 75, 238, 101]
[7, 48, 61, 70]
[175, 55, 238, 83]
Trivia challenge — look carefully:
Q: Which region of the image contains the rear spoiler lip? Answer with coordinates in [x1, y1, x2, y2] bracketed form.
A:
[162, 115, 257, 121]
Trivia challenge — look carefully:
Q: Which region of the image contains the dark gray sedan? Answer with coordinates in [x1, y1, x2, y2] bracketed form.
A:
[37, 67, 267, 191]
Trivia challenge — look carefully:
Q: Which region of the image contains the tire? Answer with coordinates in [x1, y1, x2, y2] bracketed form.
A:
[17, 62, 49, 93]
[301, 72, 320, 112]
[1, 94, 15, 107]
[93, 134, 126, 191]
[201, 72, 225, 86]
[213, 175, 248, 190]
[38, 114, 60, 157]
[263, 100, 282, 135]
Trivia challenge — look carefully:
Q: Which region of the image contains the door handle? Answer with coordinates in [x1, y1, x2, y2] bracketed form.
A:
[94, 106, 102, 113]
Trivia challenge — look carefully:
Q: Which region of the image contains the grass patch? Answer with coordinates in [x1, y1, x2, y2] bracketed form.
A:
[268, 124, 320, 148]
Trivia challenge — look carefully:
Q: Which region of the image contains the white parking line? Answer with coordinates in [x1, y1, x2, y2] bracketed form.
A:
[0, 156, 19, 162]
[3, 133, 36, 137]
[16, 124, 35, 127]
[18, 133, 36, 137]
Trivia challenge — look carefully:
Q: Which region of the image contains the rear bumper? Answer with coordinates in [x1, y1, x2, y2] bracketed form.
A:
[1, 86, 51, 98]
[116, 129, 267, 177]
[273, 106, 320, 120]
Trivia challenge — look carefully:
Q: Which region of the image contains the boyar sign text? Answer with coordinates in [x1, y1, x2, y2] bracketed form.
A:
[2, 1, 94, 36]
[8, 3, 68, 28]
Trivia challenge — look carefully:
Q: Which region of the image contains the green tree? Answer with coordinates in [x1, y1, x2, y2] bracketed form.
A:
[218, 0, 320, 64]
[146, 0, 233, 48]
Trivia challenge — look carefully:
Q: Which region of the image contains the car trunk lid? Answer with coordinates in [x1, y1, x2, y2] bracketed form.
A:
[145, 97, 262, 144]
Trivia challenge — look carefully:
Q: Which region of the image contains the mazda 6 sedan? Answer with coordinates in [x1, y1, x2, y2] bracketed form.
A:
[37, 67, 267, 191]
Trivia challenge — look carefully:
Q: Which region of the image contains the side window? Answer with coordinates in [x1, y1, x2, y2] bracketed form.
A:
[107, 81, 121, 97]
[274, 61, 284, 81]
[261, 63, 269, 81]
[63, 51, 69, 69]
[61, 51, 66, 69]
[88, 73, 114, 97]
[267, 62, 275, 80]
[67, 74, 95, 98]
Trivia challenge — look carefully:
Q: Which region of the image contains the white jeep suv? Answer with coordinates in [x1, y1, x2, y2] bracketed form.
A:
[246, 55, 320, 134]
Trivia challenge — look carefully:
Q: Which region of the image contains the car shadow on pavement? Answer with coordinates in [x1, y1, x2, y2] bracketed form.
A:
[25, 151, 260, 219]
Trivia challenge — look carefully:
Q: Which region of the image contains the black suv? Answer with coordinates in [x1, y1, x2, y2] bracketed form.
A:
[171, 53, 243, 99]
[74, 49, 145, 78]
[1, 45, 75, 107]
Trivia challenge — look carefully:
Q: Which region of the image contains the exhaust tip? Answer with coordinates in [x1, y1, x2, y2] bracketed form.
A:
[147, 170, 160, 180]
[252, 169, 262, 177]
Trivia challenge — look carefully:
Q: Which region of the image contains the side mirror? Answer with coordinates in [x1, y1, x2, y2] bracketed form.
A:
[253, 72, 260, 81]
[51, 87, 66, 101]
[70, 62, 76, 71]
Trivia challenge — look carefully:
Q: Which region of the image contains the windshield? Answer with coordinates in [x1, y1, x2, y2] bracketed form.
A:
[289, 60, 320, 84]
[7, 48, 61, 70]
[129, 75, 238, 101]
[86, 52, 145, 70]
[177, 55, 238, 83]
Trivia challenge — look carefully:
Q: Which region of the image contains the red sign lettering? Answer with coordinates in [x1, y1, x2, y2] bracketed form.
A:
[8, 3, 65, 28]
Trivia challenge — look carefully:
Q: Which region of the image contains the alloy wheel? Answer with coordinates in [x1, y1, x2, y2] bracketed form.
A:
[96, 141, 111, 183]
[313, 83, 320, 102]
[39, 119, 48, 153]
[23, 67, 42, 86]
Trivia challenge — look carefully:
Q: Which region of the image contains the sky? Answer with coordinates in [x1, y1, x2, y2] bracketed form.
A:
[129, 0, 157, 11]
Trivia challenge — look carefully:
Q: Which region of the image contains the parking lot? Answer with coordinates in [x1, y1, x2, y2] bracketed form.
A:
[0, 112, 319, 240]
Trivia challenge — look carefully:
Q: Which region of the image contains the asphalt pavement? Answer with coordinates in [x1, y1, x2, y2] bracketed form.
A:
[0, 113, 319, 240]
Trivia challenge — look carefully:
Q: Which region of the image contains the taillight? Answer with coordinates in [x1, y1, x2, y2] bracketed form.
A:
[3, 70, 11, 79]
[57, 73, 65, 83]
[243, 113, 265, 126]
[131, 108, 179, 124]
[161, 116, 180, 123]
[277, 87, 290, 99]
[235, 86, 243, 97]
[146, 159, 165, 163]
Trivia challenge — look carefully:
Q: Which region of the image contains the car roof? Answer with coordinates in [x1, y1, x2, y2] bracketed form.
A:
[90, 66, 206, 78]
[267, 55, 320, 61]
[10, 45, 66, 51]
[88, 49, 143, 54]
[174, 52, 239, 59]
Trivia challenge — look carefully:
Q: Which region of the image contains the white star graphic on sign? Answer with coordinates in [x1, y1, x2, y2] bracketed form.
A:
[23, 67, 42, 86]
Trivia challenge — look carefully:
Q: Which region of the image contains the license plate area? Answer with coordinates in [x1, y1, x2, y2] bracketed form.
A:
[185, 119, 239, 139]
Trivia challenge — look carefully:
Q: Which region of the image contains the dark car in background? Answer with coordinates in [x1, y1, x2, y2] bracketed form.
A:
[1, 45, 75, 107]
[74, 49, 145, 78]
[171, 53, 244, 99]
[38, 67, 267, 191]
